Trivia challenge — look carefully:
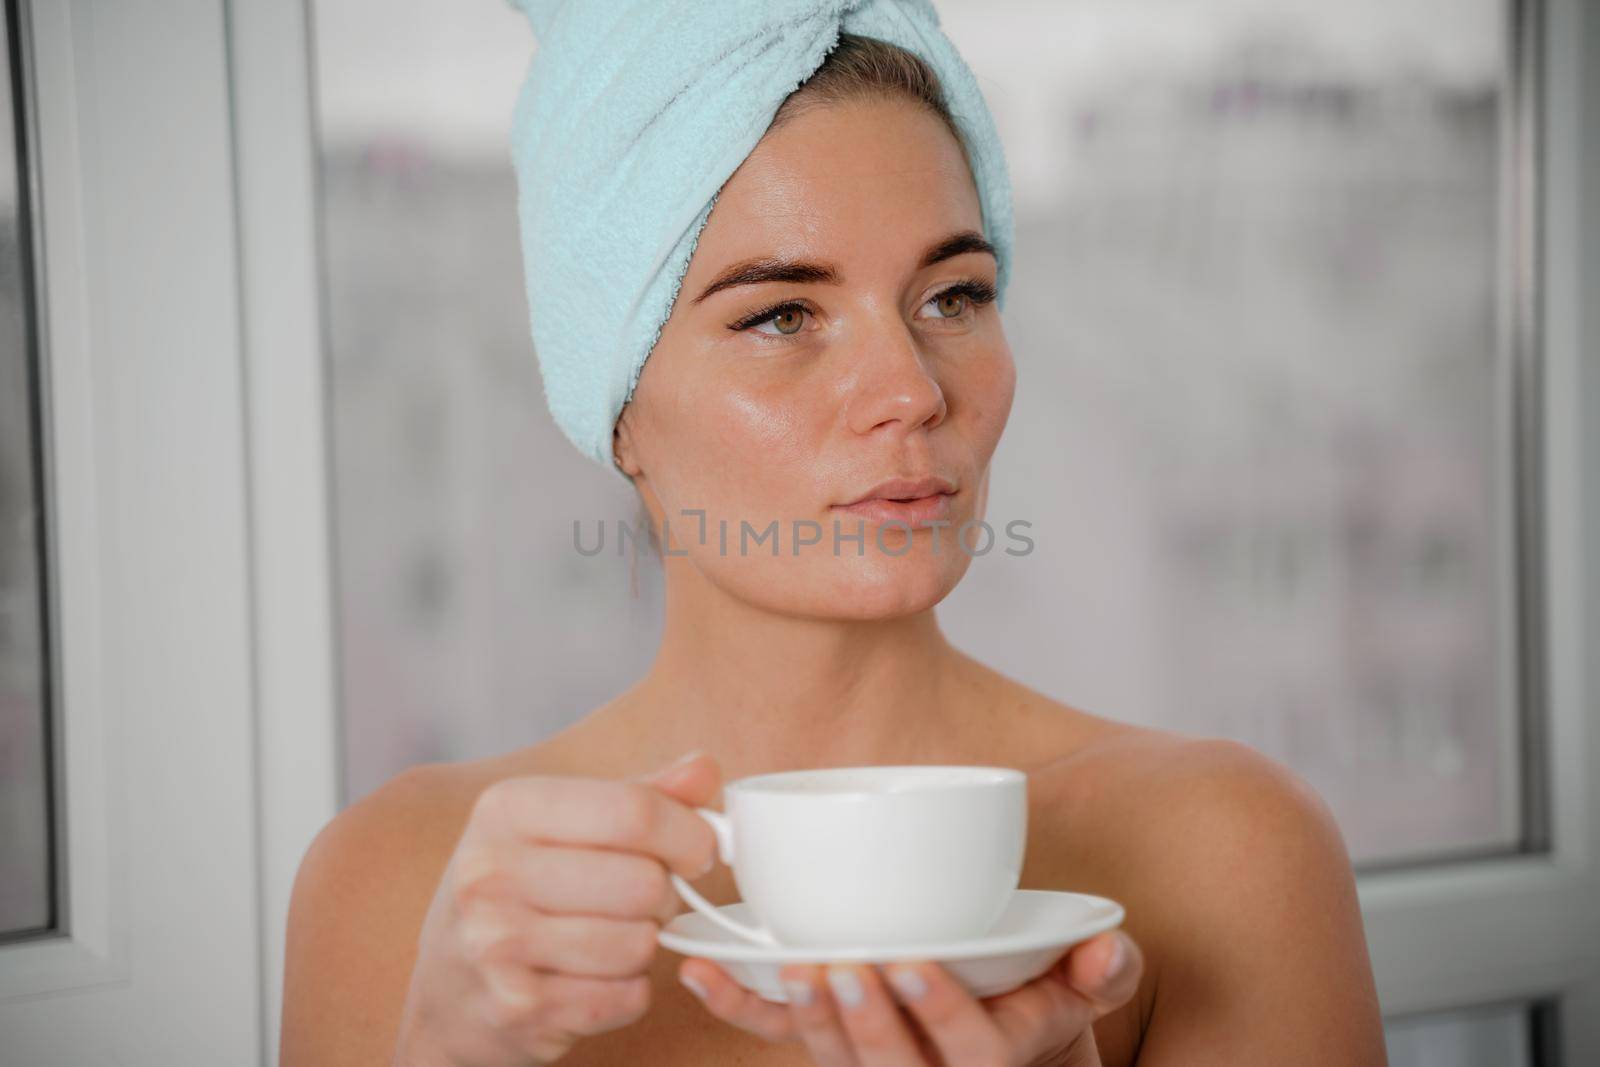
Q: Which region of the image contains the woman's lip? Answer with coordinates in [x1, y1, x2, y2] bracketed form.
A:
[829, 491, 955, 527]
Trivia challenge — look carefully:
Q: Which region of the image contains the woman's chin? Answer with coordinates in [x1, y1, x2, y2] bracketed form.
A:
[809, 553, 972, 618]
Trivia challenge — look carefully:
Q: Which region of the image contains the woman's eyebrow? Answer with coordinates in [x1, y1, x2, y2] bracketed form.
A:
[689, 229, 996, 306]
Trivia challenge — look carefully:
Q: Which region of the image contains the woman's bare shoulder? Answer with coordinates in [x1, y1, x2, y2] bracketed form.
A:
[306, 756, 496, 858]
[291, 742, 574, 910]
[984, 656, 1324, 822]
[280, 745, 573, 1063]
[1025, 705, 1352, 912]
[1041, 716, 1347, 859]
[1024, 713, 1381, 1063]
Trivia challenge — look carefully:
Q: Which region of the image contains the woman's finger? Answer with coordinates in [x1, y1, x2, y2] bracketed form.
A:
[881, 959, 1012, 1066]
[471, 775, 714, 882]
[453, 898, 660, 979]
[1060, 931, 1143, 1012]
[451, 842, 680, 924]
[824, 963, 935, 1066]
[976, 970, 1094, 1062]
[778, 963, 861, 1067]
[982, 932, 1140, 1060]
[678, 959, 798, 1045]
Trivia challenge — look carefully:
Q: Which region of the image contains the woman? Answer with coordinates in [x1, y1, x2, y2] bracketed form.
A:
[281, 5, 1387, 1065]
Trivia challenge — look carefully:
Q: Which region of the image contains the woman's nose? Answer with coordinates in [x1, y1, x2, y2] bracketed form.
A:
[840, 320, 948, 440]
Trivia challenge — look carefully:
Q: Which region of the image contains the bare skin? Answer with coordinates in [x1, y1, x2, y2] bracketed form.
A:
[280, 96, 1386, 1065]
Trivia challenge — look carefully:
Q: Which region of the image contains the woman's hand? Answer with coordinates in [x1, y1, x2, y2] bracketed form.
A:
[678, 928, 1142, 1067]
[391, 751, 721, 1067]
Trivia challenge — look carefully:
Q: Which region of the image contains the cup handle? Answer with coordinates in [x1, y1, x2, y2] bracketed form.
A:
[668, 806, 781, 947]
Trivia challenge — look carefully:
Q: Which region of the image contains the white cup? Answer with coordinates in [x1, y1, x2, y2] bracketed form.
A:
[669, 765, 1027, 948]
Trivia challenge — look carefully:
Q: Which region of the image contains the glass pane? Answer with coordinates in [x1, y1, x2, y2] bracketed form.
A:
[314, 0, 1525, 868]
[311, 2, 658, 803]
[1385, 1002, 1535, 1067]
[934, 0, 1520, 866]
[0, 0, 57, 938]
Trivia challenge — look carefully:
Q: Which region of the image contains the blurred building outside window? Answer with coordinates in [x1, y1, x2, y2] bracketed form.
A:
[309, 0, 1522, 871]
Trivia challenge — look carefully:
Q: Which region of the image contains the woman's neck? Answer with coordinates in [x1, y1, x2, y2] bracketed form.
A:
[588, 585, 988, 780]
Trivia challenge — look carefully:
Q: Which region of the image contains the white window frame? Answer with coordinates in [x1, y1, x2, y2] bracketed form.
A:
[228, 1, 342, 1061]
[1354, 0, 1600, 1058]
[0, 0, 129, 1001]
[0, 2, 338, 1064]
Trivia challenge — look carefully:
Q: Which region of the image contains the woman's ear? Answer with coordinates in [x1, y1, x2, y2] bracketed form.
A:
[612, 405, 642, 477]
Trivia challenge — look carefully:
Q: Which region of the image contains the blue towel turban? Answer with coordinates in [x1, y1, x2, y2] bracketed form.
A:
[504, 0, 1016, 479]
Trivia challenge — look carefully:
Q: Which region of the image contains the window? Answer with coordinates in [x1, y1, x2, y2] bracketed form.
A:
[1385, 1000, 1557, 1067]
[0, 0, 58, 943]
[313, 0, 1533, 866]
[935, 0, 1530, 868]
[306, 0, 1595, 1060]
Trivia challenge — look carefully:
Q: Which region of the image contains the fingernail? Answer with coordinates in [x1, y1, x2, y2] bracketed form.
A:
[783, 978, 814, 1006]
[671, 749, 705, 768]
[681, 971, 709, 1001]
[1104, 934, 1127, 980]
[888, 965, 927, 1001]
[826, 966, 863, 1009]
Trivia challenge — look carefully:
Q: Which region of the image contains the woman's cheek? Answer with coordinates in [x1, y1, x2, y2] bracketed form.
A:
[721, 380, 807, 445]
[964, 344, 1016, 447]
[718, 389, 820, 483]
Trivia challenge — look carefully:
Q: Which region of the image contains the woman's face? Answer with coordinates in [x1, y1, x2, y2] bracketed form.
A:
[614, 96, 1015, 619]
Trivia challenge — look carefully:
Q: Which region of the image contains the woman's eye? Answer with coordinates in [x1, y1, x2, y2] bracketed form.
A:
[735, 281, 993, 339]
[752, 307, 806, 336]
[925, 290, 971, 319]
[917, 280, 996, 321]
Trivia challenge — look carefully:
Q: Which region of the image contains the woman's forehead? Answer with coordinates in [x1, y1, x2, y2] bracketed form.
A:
[691, 100, 985, 274]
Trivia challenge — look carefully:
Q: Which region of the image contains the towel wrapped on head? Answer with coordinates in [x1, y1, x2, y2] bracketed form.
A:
[505, 0, 1015, 478]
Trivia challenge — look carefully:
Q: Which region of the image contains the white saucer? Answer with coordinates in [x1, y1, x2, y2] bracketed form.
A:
[658, 889, 1125, 1004]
